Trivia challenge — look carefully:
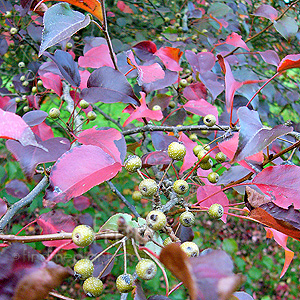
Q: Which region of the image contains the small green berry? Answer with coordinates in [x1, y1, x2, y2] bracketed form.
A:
[191, 34, 197, 41]
[5, 11, 12, 18]
[201, 129, 208, 135]
[135, 259, 157, 280]
[157, 36, 164, 42]
[189, 133, 197, 141]
[179, 79, 188, 88]
[175, 13, 181, 18]
[116, 273, 134, 293]
[37, 80, 43, 87]
[139, 179, 157, 197]
[31, 86, 37, 93]
[83, 277, 103, 297]
[74, 35, 80, 41]
[15, 97, 21, 103]
[173, 179, 189, 195]
[20, 75, 26, 82]
[207, 172, 219, 184]
[49, 108, 60, 119]
[132, 190, 142, 201]
[164, 16, 170, 22]
[152, 105, 161, 111]
[124, 155, 142, 173]
[193, 145, 203, 156]
[203, 144, 210, 151]
[22, 81, 29, 87]
[66, 42, 73, 49]
[79, 99, 89, 109]
[87, 111, 97, 121]
[146, 210, 167, 231]
[179, 211, 195, 227]
[10, 27, 18, 35]
[215, 152, 226, 163]
[208, 203, 224, 219]
[72, 225, 95, 247]
[20, 44, 25, 49]
[22, 95, 27, 101]
[23, 106, 30, 112]
[74, 259, 94, 280]
[203, 114, 217, 127]
[197, 149, 209, 163]
[174, 22, 180, 28]
[18, 62, 25, 68]
[180, 241, 199, 257]
[169, 100, 176, 108]
[163, 237, 173, 246]
[167, 141, 186, 161]
[199, 161, 212, 170]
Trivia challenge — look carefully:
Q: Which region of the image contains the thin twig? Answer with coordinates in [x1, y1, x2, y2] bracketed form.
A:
[49, 291, 75, 300]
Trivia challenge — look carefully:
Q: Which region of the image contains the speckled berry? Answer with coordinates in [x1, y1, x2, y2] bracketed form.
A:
[74, 259, 94, 280]
[72, 225, 95, 247]
[49, 108, 60, 119]
[146, 210, 167, 231]
[10, 27, 18, 35]
[18, 62, 25, 68]
[152, 105, 161, 111]
[83, 277, 103, 297]
[116, 273, 134, 293]
[173, 180, 189, 195]
[124, 155, 142, 173]
[180, 241, 199, 257]
[139, 179, 157, 197]
[135, 259, 157, 280]
[167, 142, 186, 161]
[179, 79, 188, 88]
[179, 211, 195, 227]
[215, 152, 226, 163]
[132, 190, 142, 201]
[193, 145, 203, 157]
[207, 172, 219, 184]
[208, 203, 224, 219]
[197, 149, 209, 163]
[203, 114, 216, 127]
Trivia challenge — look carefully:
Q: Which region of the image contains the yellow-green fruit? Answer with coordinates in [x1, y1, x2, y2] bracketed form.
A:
[132, 190, 142, 201]
[203, 144, 210, 151]
[139, 179, 157, 197]
[179, 79, 188, 88]
[22, 81, 29, 87]
[197, 149, 209, 163]
[72, 225, 95, 247]
[179, 211, 195, 227]
[146, 210, 167, 231]
[152, 105, 161, 111]
[31, 86, 37, 93]
[116, 273, 134, 293]
[208, 203, 224, 219]
[163, 237, 173, 246]
[189, 133, 197, 141]
[5, 11, 12, 18]
[175, 13, 181, 18]
[180, 241, 199, 257]
[167, 141, 186, 160]
[173, 180, 189, 195]
[207, 172, 219, 184]
[193, 145, 203, 157]
[10, 27, 18, 35]
[83, 277, 103, 297]
[18, 62, 25, 68]
[37, 80, 43, 87]
[15, 97, 21, 103]
[49, 108, 60, 119]
[87, 111, 97, 121]
[169, 100, 176, 108]
[79, 99, 89, 109]
[200, 160, 212, 170]
[164, 16, 170, 22]
[124, 155, 142, 173]
[74, 259, 94, 280]
[135, 259, 157, 280]
[215, 152, 226, 163]
[66, 42, 73, 49]
[23, 106, 30, 112]
[203, 114, 217, 127]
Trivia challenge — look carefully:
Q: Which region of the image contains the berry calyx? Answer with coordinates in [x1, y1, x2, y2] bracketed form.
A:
[139, 179, 157, 197]
[215, 152, 226, 163]
[179, 211, 195, 227]
[167, 142, 186, 161]
[135, 259, 157, 280]
[124, 155, 142, 173]
[87, 111, 97, 121]
[203, 114, 217, 127]
[49, 108, 60, 119]
[208, 203, 224, 219]
[173, 180, 189, 195]
[132, 190, 142, 201]
[180, 241, 199, 257]
[79, 99, 89, 109]
[83, 277, 103, 297]
[146, 210, 167, 231]
[197, 149, 209, 163]
[207, 172, 219, 184]
[116, 273, 134, 293]
[72, 225, 95, 247]
[74, 259, 94, 280]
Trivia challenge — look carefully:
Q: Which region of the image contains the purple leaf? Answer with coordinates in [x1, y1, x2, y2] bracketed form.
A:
[44, 145, 122, 204]
[274, 17, 298, 40]
[148, 94, 172, 111]
[183, 99, 218, 122]
[5, 179, 29, 198]
[142, 150, 172, 168]
[134, 279, 147, 300]
[22, 110, 48, 127]
[151, 132, 177, 151]
[73, 196, 91, 211]
[0, 198, 7, 218]
[176, 226, 194, 243]
[185, 50, 215, 74]
[233, 107, 292, 162]
[199, 71, 224, 100]
[183, 82, 207, 101]
[6, 137, 70, 179]
[133, 40, 157, 61]
[92, 253, 115, 278]
[0, 37, 8, 55]
[163, 108, 186, 126]
[253, 4, 278, 21]
[143, 70, 178, 93]
[81, 66, 140, 106]
[148, 296, 171, 300]
[233, 292, 254, 300]
[259, 50, 280, 67]
[78, 213, 94, 227]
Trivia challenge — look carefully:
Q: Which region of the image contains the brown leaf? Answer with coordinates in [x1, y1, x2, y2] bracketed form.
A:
[245, 186, 271, 209]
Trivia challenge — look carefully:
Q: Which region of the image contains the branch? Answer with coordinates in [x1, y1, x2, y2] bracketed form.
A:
[0, 176, 49, 232]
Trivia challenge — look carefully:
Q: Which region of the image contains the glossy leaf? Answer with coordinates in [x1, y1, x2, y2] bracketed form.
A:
[81, 66, 140, 106]
[5, 179, 29, 198]
[274, 16, 298, 40]
[207, 2, 232, 18]
[277, 54, 300, 73]
[39, 3, 90, 56]
[143, 70, 178, 93]
[133, 40, 157, 61]
[44, 145, 121, 204]
[32, 122, 55, 141]
[183, 99, 218, 122]
[253, 4, 278, 21]
[155, 47, 183, 71]
[185, 50, 215, 74]
[199, 71, 224, 100]
[40, 72, 63, 96]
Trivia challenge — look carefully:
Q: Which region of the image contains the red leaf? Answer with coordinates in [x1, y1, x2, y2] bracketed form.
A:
[0, 96, 10, 110]
[37, 210, 77, 249]
[117, 0, 133, 13]
[224, 32, 249, 51]
[183, 82, 207, 100]
[179, 133, 198, 174]
[0, 198, 7, 218]
[44, 145, 121, 203]
[183, 99, 218, 122]
[277, 54, 300, 73]
[40, 72, 63, 96]
[73, 195, 91, 211]
[78, 45, 114, 69]
[79, 69, 90, 90]
[253, 4, 278, 21]
[252, 165, 300, 209]
[32, 121, 55, 141]
[123, 92, 163, 127]
[133, 40, 157, 54]
[155, 47, 183, 71]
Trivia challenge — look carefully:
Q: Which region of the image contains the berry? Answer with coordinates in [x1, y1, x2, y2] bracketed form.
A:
[175, 13, 181, 18]
[49, 108, 60, 119]
[200, 158, 213, 170]
[15, 97, 21, 103]
[152, 105, 161, 111]
[22, 95, 27, 101]
[179, 211, 195, 227]
[74, 35, 80, 41]
[157, 36, 164, 42]
[167, 142, 186, 160]
[10, 27, 18, 35]
[23, 106, 30, 112]
[191, 34, 197, 41]
[5, 11, 12, 18]
[179, 79, 188, 88]
[18, 62, 25, 68]
[163, 237, 173, 246]
[203, 144, 210, 151]
[139, 179, 157, 197]
[66, 42, 73, 49]
[135, 259, 157, 280]
[87, 111, 97, 121]
[124, 155, 142, 173]
[197, 149, 209, 163]
[74, 259, 94, 280]
[174, 22, 180, 28]
[79, 99, 89, 109]
[193, 145, 203, 156]
[208, 203, 224, 219]
[180, 242, 199, 257]
[173, 180, 189, 195]
[132, 190, 142, 201]
[207, 172, 219, 184]
[203, 114, 217, 127]
[146, 210, 167, 231]
[31, 86, 37, 93]
[116, 273, 134, 293]
[215, 152, 226, 163]
[164, 16, 170, 22]
[22, 81, 29, 87]
[169, 100, 176, 108]
[37, 80, 43, 87]
[83, 277, 103, 297]
[201, 129, 208, 135]
[72, 225, 95, 247]
[189, 133, 197, 141]
[20, 75, 25, 81]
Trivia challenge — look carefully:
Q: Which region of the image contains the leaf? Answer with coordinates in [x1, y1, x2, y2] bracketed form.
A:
[78, 127, 126, 163]
[224, 32, 249, 51]
[81, 66, 140, 106]
[133, 40, 157, 61]
[148, 296, 172, 300]
[39, 3, 91, 56]
[37, 210, 78, 249]
[245, 186, 271, 209]
[151, 132, 177, 151]
[207, 2, 232, 18]
[199, 71, 224, 100]
[6, 137, 70, 179]
[233, 292, 254, 300]
[185, 50, 215, 74]
[183, 82, 207, 101]
[233, 107, 292, 162]
[43, 50, 81, 87]
[123, 92, 163, 127]
[134, 279, 147, 300]
[73, 195, 91, 211]
[253, 4, 278, 21]
[252, 165, 300, 209]
[274, 16, 298, 40]
[0, 108, 46, 149]
[92, 252, 115, 278]
[141, 150, 172, 168]
[22, 110, 48, 127]
[163, 108, 187, 126]
[0, 198, 7, 218]
[277, 54, 300, 73]
[259, 50, 280, 67]
[5, 179, 29, 198]
[117, 0, 133, 13]
[148, 94, 172, 111]
[183, 99, 218, 121]
[32, 121, 55, 141]
[154, 47, 183, 71]
[44, 145, 122, 204]
[222, 238, 238, 254]
[143, 70, 178, 93]
[100, 213, 134, 231]
[179, 133, 198, 174]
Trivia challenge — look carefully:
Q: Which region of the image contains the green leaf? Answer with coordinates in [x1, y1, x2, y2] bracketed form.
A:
[207, 3, 233, 18]
[262, 256, 274, 270]
[248, 266, 262, 280]
[100, 213, 134, 231]
[144, 232, 164, 255]
[274, 16, 298, 40]
[222, 238, 238, 254]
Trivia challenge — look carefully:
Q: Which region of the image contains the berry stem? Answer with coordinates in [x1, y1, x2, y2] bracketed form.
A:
[168, 282, 184, 296]
[137, 169, 146, 179]
[123, 239, 127, 273]
[131, 238, 141, 261]
[155, 160, 173, 196]
[46, 240, 72, 262]
[15, 219, 37, 236]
